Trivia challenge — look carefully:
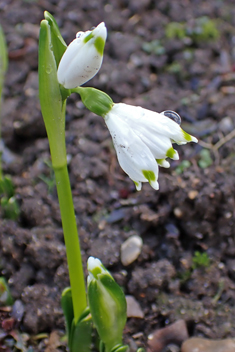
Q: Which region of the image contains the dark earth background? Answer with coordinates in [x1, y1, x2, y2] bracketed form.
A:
[1, 0, 235, 351]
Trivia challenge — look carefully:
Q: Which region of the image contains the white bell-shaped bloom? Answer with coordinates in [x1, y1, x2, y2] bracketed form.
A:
[57, 22, 107, 89]
[104, 103, 198, 191]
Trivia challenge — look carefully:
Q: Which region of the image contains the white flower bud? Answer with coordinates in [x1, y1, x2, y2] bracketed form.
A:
[57, 22, 107, 89]
[104, 103, 198, 191]
[87, 257, 127, 351]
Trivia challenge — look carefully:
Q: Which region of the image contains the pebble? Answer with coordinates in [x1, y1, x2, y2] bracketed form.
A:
[11, 300, 25, 322]
[126, 295, 144, 318]
[181, 337, 235, 352]
[120, 235, 143, 266]
[148, 320, 188, 352]
[218, 116, 234, 133]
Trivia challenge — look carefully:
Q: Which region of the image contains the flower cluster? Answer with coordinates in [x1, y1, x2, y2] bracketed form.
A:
[57, 22, 197, 191]
[104, 104, 197, 190]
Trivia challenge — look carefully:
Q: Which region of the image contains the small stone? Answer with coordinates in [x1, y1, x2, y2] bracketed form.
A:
[219, 116, 234, 133]
[174, 207, 183, 218]
[126, 295, 144, 318]
[148, 320, 188, 352]
[181, 337, 235, 352]
[188, 190, 198, 200]
[11, 300, 25, 322]
[45, 330, 61, 352]
[121, 235, 143, 266]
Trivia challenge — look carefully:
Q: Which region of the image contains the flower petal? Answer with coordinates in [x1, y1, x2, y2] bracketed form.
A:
[105, 112, 159, 189]
[156, 159, 170, 168]
[112, 103, 197, 145]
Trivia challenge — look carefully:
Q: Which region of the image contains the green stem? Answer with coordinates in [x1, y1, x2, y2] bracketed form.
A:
[54, 164, 87, 323]
[0, 89, 3, 181]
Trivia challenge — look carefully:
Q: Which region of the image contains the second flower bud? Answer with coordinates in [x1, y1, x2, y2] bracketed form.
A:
[57, 22, 107, 89]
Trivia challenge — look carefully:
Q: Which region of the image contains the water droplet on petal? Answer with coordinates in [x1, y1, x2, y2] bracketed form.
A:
[76, 31, 83, 38]
[161, 110, 181, 125]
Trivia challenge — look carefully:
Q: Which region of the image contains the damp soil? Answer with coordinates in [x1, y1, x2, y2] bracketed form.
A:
[0, 0, 235, 351]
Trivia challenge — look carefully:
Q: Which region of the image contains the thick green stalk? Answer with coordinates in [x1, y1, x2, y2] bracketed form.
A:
[0, 98, 3, 180]
[54, 164, 87, 323]
[0, 24, 8, 181]
[39, 19, 87, 325]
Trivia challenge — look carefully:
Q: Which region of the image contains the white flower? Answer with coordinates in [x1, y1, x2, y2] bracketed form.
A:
[87, 256, 109, 286]
[57, 22, 107, 89]
[104, 103, 198, 191]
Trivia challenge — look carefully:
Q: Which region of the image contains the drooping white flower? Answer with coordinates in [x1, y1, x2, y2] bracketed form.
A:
[57, 22, 107, 89]
[104, 103, 198, 191]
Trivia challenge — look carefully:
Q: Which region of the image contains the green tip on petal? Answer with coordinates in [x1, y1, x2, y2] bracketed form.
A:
[133, 180, 141, 191]
[156, 159, 170, 168]
[142, 170, 159, 190]
[166, 147, 176, 159]
[83, 32, 94, 43]
[182, 130, 193, 142]
[181, 129, 198, 143]
[142, 170, 156, 182]
[94, 36, 105, 55]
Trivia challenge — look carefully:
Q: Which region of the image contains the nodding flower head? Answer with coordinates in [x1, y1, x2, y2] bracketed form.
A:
[103, 103, 198, 191]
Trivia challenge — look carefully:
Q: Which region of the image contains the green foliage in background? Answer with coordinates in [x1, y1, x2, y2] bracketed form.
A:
[192, 251, 210, 270]
[198, 149, 213, 168]
[0, 175, 20, 220]
[165, 16, 219, 42]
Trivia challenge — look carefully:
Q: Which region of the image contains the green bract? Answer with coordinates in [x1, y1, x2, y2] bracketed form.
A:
[73, 87, 113, 117]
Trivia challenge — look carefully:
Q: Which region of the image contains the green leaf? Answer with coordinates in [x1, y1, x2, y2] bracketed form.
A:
[0, 24, 8, 82]
[38, 19, 67, 168]
[88, 273, 126, 352]
[44, 11, 67, 67]
[1, 196, 20, 220]
[198, 149, 213, 169]
[0, 175, 14, 197]
[70, 311, 92, 352]
[61, 288, 92, 352]
[0, 277, 13, 306]
[61, 287, 74, 344]
[111, 344, 129, 352]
